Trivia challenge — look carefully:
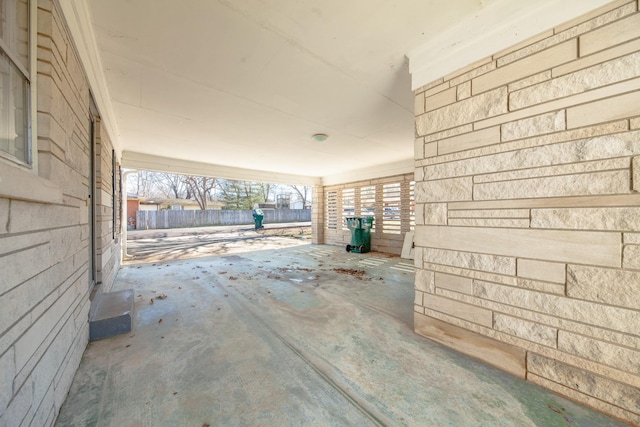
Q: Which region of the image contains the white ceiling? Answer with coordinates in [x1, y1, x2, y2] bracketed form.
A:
[73, 0, 612, 184]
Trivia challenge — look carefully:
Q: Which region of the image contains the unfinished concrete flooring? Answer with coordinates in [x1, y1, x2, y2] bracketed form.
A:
[56, 245, 626, 426]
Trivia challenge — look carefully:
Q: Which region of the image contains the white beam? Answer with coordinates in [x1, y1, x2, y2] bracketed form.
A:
[321, 158, 414, 186]
[122, 151, 322, 186]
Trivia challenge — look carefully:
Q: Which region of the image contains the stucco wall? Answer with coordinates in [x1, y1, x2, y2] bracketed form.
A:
[413, 1, 640, 424]
[0, 1, 122, 425]
[323, 173, 415, 254]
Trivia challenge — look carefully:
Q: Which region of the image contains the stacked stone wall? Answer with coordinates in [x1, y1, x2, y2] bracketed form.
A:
[0, 1, 122, 425]
[413, 1, 640, 424]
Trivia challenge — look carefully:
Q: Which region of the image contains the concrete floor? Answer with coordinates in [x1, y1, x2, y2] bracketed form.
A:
[56, 243, 626, 426]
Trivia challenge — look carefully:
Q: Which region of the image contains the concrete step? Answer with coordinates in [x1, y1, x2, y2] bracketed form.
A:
[89, 289, 134, 341]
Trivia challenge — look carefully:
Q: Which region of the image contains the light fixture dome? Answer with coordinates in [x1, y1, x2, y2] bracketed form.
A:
[312, 133, 328, 142]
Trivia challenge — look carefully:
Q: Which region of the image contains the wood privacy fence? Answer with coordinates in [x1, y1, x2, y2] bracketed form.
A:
[136, 209, 311, 230]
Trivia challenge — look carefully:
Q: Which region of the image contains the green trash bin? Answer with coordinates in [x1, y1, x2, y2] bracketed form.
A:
[345, 216, 374, 253]
[253, 208, 264, 230]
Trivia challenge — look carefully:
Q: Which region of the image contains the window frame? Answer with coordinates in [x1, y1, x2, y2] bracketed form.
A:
[0, 0, 37, 170]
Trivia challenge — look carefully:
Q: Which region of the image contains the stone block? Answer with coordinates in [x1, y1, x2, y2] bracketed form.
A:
[414, 77, 444, 95]
[501, 111, 565, 141]
[474, 280, 639, 335]
[414, 202, 424, 225]
[558, 330, 640, 375]
[634, 156, 640, 191]
[414, 305, 424, 314]
[493, 313, 557, 347]
[423, 247, 515, 275]
[414, 313, 526, 378]
[0, 379, 33, 427]
[447, 59, 496, 87]
[624, 232, 640, 244]
[426, 130, 640, 181]
[493, 30, 555, 65]
[632, 117, 640, 130]
[473, 40, 577, 95]
[474, 158, 629, 185]
[418, 225, 623, 268]
[476, 78, 640, 131]
[508, 71, 551, 92]
[553, 0, 635, 34]
[424, 142, 437, 158]
[623, 244, 640, 269]
[414, 138, 424, 159]
[424, 124, 473, 143]
[532, 206, 640, 231]
[425, 87, 456, 112]
[435, 272, 472, 294]
[415, 269, 434, 293]
[528, 352, 640, 416]
[423, 294, 493, 327]
[0, 199, 8, 234]
[0, 243, 50, 295]
[423, 81, 450, 98]
[554, 38, 640, 77]
[414, 247, 424, 269]
[414, 93, 425, 115]
[567, 264, 640, 310]
[511, 52, 640, 110]
[580, 13, 640, 57]
[415, 177, 472, 203]
[474, 170, 630, 201]
[423, 203, 447, 225]
[416, 88, 507, 136]
[414, 290, 423, 306]
[515, 278, 566, 295]
[447, 218, 529, 228]
[438, 127, 499, 155]
[567, 85, 640, 129]
[456, 81, 471, 100]
[448, 209, 529, 219]
[517, 259, 566, 284]
[0, 346, 14, 413]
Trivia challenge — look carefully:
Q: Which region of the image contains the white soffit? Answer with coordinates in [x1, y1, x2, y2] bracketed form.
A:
[408, 0, 615, 90]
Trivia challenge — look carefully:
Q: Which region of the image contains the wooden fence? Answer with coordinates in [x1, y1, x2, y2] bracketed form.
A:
[135, 209, 311, 230]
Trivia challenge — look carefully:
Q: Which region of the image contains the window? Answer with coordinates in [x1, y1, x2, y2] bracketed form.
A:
[382, 183, 401, 234]
[360, 186, 376, 232]
[326, 191, 338, 230]
[342, 188, 354, 230]
[0, 0, 31, 165]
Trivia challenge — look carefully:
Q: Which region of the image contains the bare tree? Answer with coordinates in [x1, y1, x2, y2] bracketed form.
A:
[155, 173, 190, 199]
[290, 185, 312, 209]
[258, 182, 277, 204]
[183, 175, 216, 210]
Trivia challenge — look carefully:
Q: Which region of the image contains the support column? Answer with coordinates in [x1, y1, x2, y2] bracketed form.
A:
[311, 184, 324, 244]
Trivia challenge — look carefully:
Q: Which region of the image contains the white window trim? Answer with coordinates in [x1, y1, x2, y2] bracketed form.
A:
[29, 0, 38, 173]
[0, 0, 37, 172]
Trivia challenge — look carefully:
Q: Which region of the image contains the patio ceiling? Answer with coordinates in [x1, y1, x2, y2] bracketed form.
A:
[61, 0, 611, 185]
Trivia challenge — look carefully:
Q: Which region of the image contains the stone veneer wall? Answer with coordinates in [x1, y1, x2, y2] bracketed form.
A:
[413, 1, 640, 424]
[0, 1, 122, 425]
[323, 173, 414, 254]
[95, 118, 121, 292]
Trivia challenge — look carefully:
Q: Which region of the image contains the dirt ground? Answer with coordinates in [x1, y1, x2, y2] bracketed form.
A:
[125, 222, 312, 263]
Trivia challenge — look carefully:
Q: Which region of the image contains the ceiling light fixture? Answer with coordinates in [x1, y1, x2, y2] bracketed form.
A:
[312, 133, 328, 142]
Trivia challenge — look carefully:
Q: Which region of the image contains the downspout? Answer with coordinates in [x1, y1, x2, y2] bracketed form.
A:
[122, 169, 137, 258]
